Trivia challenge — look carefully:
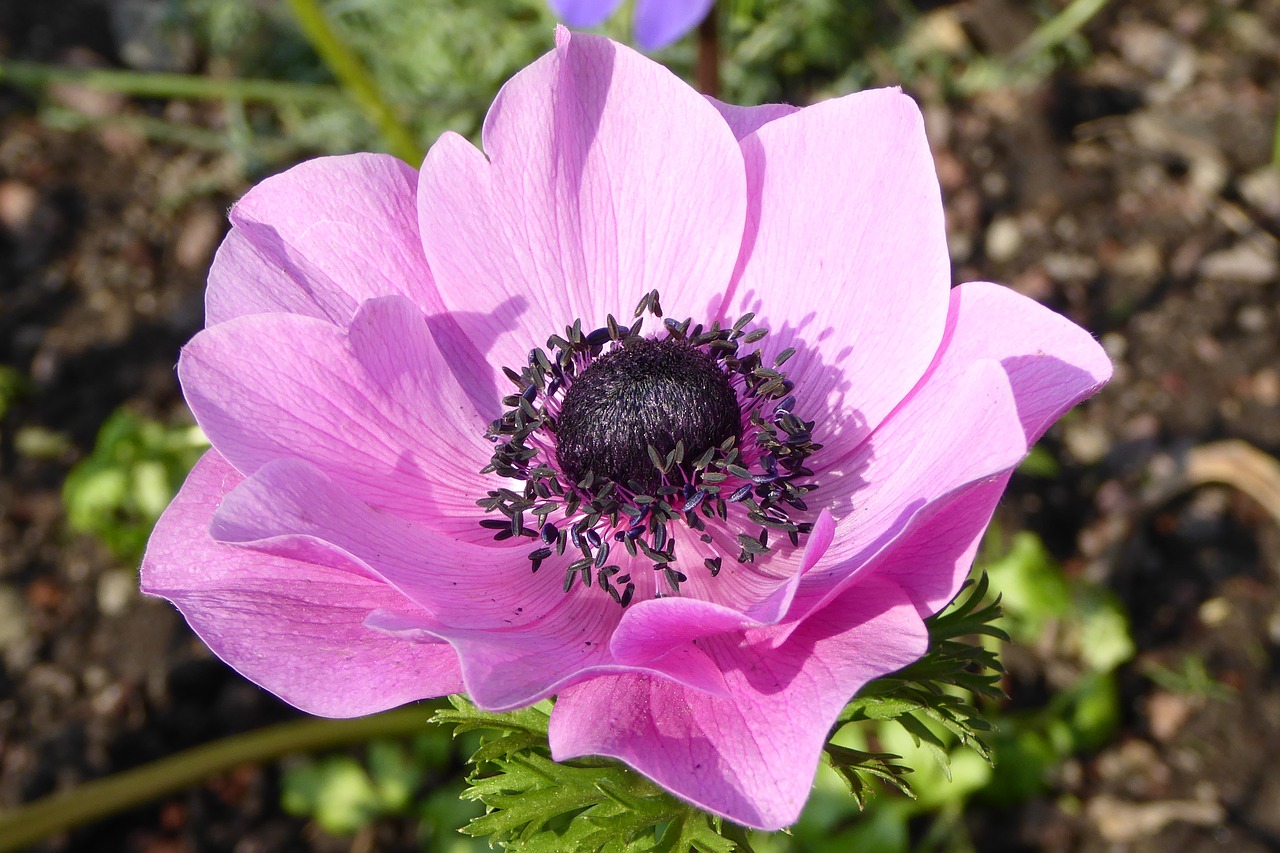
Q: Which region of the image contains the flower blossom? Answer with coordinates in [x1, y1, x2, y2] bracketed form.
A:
[142, 30, 1110, 830]
[547, 0, 714, 50]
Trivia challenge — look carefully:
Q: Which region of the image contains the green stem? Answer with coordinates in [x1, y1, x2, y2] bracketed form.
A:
[282, 0, 420, 163]
[1272, 100, 1280, 168]
[0, 60, 345, 106]
[721, 821, 760, 852]
[0, 705, 439, 852]
[957, 0, 1112, 94]
[696, 3, 719, 98]
[1013, 0, 1111, 61]
[40, 106, 303, 161]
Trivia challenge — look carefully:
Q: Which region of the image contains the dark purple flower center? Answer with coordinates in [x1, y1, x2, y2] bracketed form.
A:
[555, 337, 741, 495]
[478, 290, 821, 607]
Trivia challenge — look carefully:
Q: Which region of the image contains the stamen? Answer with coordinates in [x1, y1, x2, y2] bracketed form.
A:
[477, 292, 823, 606]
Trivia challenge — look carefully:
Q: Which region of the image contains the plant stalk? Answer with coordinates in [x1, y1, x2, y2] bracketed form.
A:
[696, 3, 719, 97]
[0, 705, 438, 852]
[0, 60, 345, 106]
[281, 0, 421, 163]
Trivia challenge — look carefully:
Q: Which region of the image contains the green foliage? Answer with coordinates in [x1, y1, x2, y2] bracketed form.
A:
[832, 574, 1007, 802]
[1017, 444, 1061, 478]
[0, 365, 29, 421]
[1141, 655, 1236, 702]
[976, 531, 1136, 805]
[61, 408, 208, 562]
[179, 0, 563, 160]
[433, 697, 734, 852]
[10, 0, 1110, 179]
[280, 734, 473, 838]
[425, 576, 1010, 852]
[987, 531, 1134, 671]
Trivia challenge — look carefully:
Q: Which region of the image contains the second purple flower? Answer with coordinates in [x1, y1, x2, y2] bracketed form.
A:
[547, 0, 715, 50]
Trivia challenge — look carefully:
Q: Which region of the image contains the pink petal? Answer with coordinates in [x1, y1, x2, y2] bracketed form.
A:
[871, 476, 1009, 616]
[208, 457, 557, 629]
[809, 358, 1027, 590]
[368, 604, 735, 708]
[633, 0, 715, 50]
[727, 88, 950, 454]
[416, 31, 746, 372]
[206, 228, 334, 324]
[140, 451, 463, 717]
[549, 575, 928, 829]
[609, 511, 834, 666]
[206, 154, 435, 327]
[852, 281, 1111, 613]
[939, 281, 1113, 445]
[180, 296, 499, 540]
[208, 457, 662, 710]
[706, 97, 798, 140]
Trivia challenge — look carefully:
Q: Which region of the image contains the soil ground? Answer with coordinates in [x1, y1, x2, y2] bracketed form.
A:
[2, 0, 1279, 850]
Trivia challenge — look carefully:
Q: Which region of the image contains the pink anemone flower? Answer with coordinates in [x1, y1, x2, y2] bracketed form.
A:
[142, 30, 1110, 830]
[548, 0, 715, 50]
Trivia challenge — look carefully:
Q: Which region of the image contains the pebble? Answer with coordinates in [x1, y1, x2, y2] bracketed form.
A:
[1064, 419, 1112, 464]
[1249, 368, 1280, 406]
[1236, 304, 1270, 333]
[175, 206, 225, 270]
[1087, 795, 1224, 843]
[1146, 691, 1193, 742]
[984, 216, 1022, 263]
[0, 180, 38, 232]
[1110, 242, 1162, 286]
[1102, 331, 1128, 360]
[1239, 167, 1280, 220]
[1200, 242, 1277, 285]
[97, 569, 138, 618]
[1044, 252, 1100, 283]
[0, 586, 34, 668]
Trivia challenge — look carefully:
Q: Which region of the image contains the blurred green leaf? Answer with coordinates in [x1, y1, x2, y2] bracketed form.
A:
[282, 754, 383, 835]
[62, 408, 208, 562]
[433, 696, 734, 852]
[985, 532, 1071, 641]
[1018, 444, 1062, 478]
[0, 365, 29, 421]
[1141, 655, 1236, 702]
[1076, 588, 1135, 673]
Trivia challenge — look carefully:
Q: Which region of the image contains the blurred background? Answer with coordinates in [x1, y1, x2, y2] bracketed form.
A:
[1, 0, 1278, 850]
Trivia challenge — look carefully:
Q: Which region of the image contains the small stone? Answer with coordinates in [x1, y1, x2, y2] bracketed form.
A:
[97, 569, 137, 617]
[1249, 368, 1280, 407]
[1200, 242, 1277, 285]
[0, 181, 38, 232]
[947, 230, 973, 263]
[1087, 795, 1224, 843]
[985, 216, 1022, 263]
[1198, 596, 1232, 626]
[176, 206, 225, 270]
[1146, 691, 1193, 742]
[1044, 252, 1099, 283]
[1236, 304, 1270, 334]
[1110, 242, 1162, 286]
[1239, 167, 1280, 221]
[1064, 419, 1111, 464]
[110, 0, 197, 72]
[0, 586, 33, 667]
[1192, 335, 1222, 364]
[1101, 332, 1128, 360]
